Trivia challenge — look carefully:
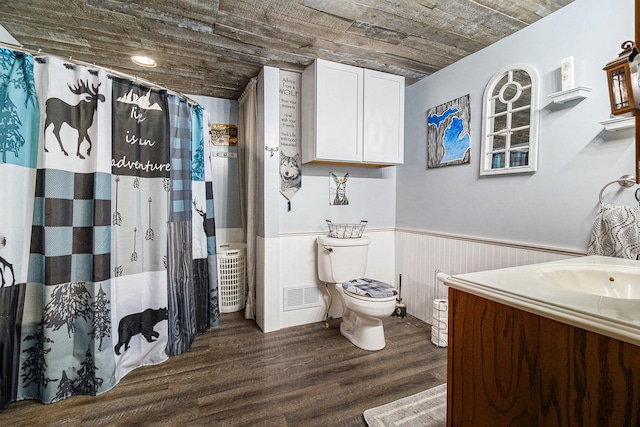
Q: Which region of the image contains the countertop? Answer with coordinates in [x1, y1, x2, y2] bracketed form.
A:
[444, 255, 640, 346]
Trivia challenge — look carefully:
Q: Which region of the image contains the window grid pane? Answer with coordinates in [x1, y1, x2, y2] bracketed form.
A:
[484, 67, 534, 172]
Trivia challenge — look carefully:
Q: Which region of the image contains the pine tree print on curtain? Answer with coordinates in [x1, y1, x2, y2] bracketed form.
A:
[190, 104, 215, 334]
[201, 107, 220, 328]
[166, 95, 195, 355]
[111, 77, 170, 380]
[0, 48, 39, 410]
[22, 56, 113, 405]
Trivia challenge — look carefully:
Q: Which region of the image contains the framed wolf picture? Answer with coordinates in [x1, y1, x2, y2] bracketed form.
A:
[426, 94, 471, 168]
[279, 70, 302, 200]
[280, 152, 301, 194]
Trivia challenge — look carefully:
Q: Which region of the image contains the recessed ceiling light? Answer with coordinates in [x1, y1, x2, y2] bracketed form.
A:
[131, 55, 157, 67]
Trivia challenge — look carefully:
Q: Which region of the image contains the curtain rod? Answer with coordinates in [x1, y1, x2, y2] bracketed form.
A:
[0, 41, 201, 106]
[238, 77, 258, 104]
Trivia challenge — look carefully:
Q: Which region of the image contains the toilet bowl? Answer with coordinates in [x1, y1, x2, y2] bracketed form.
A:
[336, 283, 397, 350]
[317, 235, 397, 351]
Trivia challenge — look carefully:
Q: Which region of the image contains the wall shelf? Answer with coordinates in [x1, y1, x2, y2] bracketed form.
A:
[548, 85, 592, 104]
[599, 116, 635, 132]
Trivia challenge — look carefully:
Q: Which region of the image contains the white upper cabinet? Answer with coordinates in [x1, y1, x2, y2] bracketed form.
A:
[302, 59, 363, 163]
[363, 69, 405, 164]
[302, 59, 404, 166]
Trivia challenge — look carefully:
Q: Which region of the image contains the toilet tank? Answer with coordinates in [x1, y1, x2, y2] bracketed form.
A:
[317, 235, 370, 283]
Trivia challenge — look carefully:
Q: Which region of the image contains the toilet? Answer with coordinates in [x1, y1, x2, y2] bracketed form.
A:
[317, 235, 397, 351]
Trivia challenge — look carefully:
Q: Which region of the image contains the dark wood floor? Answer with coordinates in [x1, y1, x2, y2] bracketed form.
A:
[0, 312, 447, 426]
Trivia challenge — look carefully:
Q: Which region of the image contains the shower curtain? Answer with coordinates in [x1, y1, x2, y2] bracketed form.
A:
[238, 78, 257, 320]
[192, 105, 220, 330]
[0, 48, 39, 408]
[110, 75, 171, 377]
[0, 50, 219, 409]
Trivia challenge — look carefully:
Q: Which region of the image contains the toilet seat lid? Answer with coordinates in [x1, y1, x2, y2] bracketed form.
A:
[343, 289, 398, 302]
[342, 278, 398, 301]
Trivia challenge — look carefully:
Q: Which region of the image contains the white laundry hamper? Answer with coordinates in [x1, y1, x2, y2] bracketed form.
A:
[216, 243, 247, 313]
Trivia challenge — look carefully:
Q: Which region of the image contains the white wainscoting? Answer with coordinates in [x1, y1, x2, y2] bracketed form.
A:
[278, 229, 396, 329]
[395, 228, 585, 324]
[256, 236, 281, 333]
[260, 228, 585, 331]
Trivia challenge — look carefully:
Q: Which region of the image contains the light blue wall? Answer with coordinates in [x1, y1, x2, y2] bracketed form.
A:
[276, 81, 397, 234]
[278, 164, 397, 234]
[398, 0, 636, 252]
[188, 94, 242, 230]
[191, 73, 399, 238]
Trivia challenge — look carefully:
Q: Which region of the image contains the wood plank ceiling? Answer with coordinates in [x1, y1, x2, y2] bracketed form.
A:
[0, 0, 573, 100]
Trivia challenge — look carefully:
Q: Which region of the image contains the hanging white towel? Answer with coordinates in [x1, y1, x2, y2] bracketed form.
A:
[587, 202, 640, 260]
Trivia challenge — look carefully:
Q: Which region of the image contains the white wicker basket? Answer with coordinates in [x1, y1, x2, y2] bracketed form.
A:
[216, 243, 247, 313]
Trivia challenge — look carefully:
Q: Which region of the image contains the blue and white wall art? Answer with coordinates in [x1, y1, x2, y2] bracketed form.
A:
[426, 94, 471, 168]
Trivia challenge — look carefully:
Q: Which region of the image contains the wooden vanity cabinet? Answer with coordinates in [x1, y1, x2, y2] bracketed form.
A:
[447, 288, 640, 426]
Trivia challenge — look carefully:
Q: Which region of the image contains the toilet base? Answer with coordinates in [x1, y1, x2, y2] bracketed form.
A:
[339, 313, 386, 351]
[333, 283, 396, 351]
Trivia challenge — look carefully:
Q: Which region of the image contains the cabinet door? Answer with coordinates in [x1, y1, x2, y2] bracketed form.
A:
[315, 60, 363, 162]
[363, 69, 404, 164]
[447, 288, 640, 426]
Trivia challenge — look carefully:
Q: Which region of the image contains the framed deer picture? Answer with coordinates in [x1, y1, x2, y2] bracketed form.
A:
[329, 172, 349, 206]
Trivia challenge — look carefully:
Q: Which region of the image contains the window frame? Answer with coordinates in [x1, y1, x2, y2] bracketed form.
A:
[480, 63, 539, 176]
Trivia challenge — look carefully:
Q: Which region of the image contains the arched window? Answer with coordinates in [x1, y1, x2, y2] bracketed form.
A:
[480, 64, 539, 175]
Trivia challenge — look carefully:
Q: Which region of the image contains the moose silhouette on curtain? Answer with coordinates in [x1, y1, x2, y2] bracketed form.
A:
[44, 80, 105, 159]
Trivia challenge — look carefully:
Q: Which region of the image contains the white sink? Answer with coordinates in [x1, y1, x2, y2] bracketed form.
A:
[531, 264, 640, 299]
[446, 256, 640, 346]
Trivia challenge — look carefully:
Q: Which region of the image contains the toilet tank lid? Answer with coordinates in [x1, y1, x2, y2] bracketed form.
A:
[317, 235, 370, 247]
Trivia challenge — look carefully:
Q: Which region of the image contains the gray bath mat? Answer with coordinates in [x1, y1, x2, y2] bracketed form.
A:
[363, 383, 446, 426]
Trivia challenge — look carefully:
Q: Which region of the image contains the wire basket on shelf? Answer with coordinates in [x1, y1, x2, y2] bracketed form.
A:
[325, 220, 368, 238]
